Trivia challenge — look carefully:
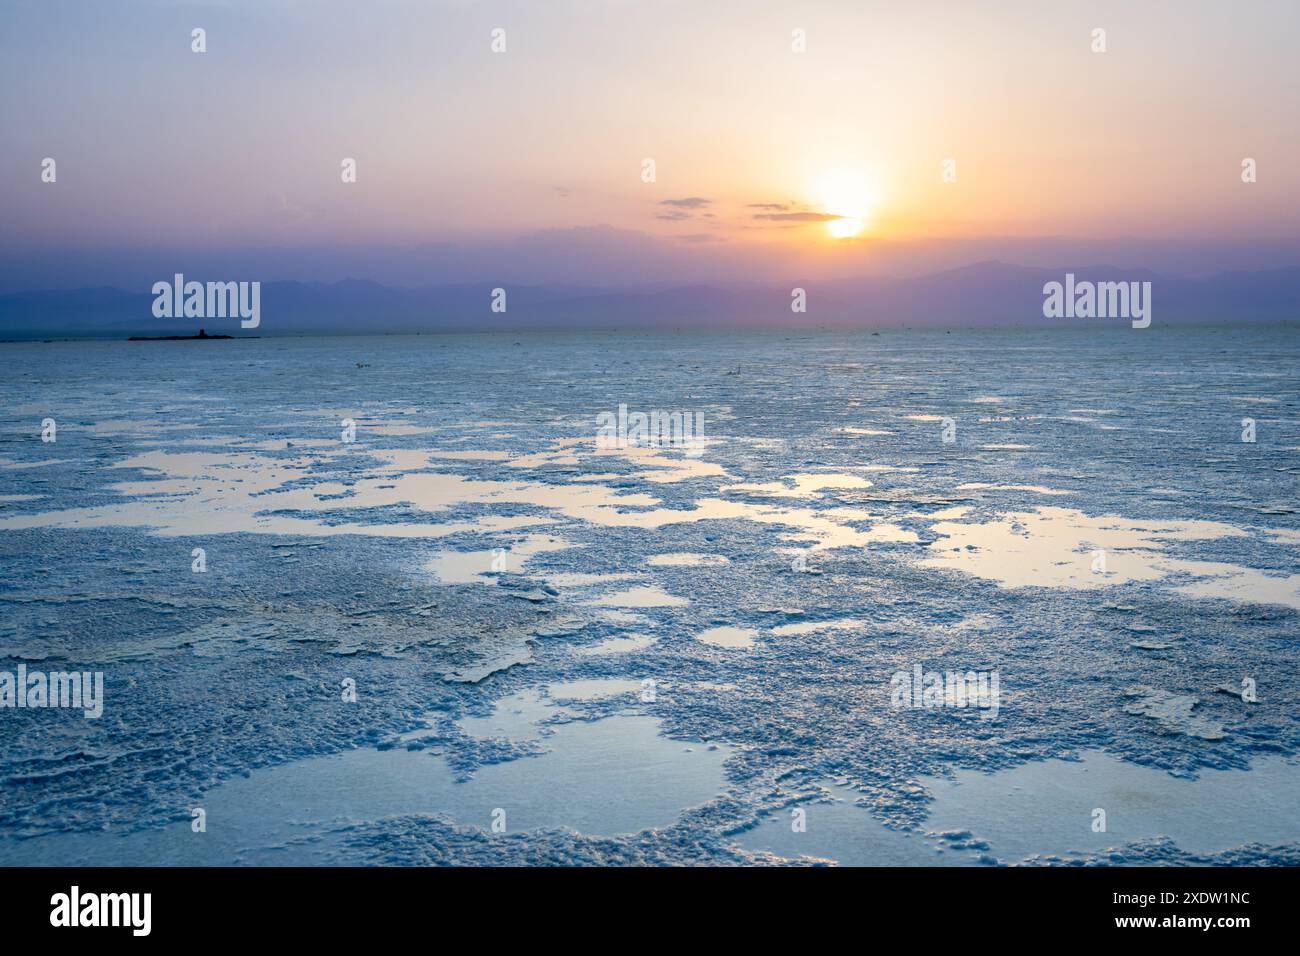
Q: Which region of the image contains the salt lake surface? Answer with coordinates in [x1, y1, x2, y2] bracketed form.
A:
[1, 326, 1297, 865]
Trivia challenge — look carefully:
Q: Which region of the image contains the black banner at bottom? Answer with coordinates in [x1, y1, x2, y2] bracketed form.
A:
[0, 865, 1287, 941]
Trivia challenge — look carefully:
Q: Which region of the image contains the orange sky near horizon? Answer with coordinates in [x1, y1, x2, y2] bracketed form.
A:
[3, 0, 1298, 259]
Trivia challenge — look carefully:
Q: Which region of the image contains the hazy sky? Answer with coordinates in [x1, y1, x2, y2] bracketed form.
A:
[2, 0, 1298, 289]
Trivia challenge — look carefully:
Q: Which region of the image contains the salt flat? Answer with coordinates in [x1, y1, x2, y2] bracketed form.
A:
[1, 326, 1297, 865]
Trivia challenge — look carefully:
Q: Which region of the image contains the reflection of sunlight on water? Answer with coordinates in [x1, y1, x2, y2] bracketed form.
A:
[955, 483, 1069, 496]
[575, 633, 657, 656]
[12, 429, 921, 554]
[770, 618, 865, 637]
[837, 426, 894, 436]
[583, 585, 688, 609]
[697, 626, 757, 649]
[723, 472, 873, 497]
[646, 552, 729, 567]
[4, 419, 1296, 611]
[920, 506, 1300, 608]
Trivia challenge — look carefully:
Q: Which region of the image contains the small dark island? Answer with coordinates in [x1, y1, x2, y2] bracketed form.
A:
[130, 328, 246, 341]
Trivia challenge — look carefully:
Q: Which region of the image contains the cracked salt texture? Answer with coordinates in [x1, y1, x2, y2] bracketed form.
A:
[1, 327, 1297, 865]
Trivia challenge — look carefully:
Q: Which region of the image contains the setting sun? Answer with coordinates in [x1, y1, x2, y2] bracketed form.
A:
[826, 217, 864, 238]
[817, 169, 877, 239]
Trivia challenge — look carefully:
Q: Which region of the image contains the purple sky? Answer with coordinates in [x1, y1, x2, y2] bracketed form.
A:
[3, 0, 1298, 292]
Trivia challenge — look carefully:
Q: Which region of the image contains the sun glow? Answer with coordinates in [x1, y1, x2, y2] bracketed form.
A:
[826, 217, 864, 238]
[817, 169, 877, 239]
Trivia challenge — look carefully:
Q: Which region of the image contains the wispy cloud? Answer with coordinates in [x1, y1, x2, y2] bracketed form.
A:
[659, 197, 712, 209]
[753, 211, 842, 222]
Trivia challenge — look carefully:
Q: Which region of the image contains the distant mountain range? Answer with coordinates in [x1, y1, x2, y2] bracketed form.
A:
[1, 262, 1297, 339]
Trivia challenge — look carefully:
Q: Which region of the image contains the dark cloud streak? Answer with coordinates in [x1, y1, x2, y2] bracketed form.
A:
[753, 212, 843, 222]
